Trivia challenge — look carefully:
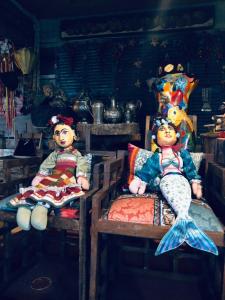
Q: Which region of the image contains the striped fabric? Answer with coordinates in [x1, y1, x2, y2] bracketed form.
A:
[127, 143, 153, 184]
[10, 154, 84, 208]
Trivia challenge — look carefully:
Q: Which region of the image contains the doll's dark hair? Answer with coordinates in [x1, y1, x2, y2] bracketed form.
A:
[49, 115, 77, 134]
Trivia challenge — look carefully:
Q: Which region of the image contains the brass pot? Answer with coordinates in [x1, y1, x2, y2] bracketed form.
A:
[104, 97, 122, 124]
[72, 90, 92, 123]
[124, 100, 142, 122]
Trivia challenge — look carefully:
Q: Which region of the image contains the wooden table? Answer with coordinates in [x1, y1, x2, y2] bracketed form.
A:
[76, 123, 141, 151]
[0, 156, 41, 198]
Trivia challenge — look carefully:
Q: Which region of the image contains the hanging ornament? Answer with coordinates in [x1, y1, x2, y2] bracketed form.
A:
[14, 48, 36, 75]
[160, 40, 169, 48]
[0, 39, 14, 73]
[0, 81, 4, 116]
[150, 37, 160, 47]
[133, 58, 142, 68]
[201, 87, 212, 112]
[134, 79, 141, 88]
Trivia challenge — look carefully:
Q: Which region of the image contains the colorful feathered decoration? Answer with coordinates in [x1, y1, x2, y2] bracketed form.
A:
[0, 39, 15, 130]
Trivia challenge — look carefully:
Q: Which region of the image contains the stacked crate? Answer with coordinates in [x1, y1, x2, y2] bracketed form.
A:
[207, 138, 225, 221]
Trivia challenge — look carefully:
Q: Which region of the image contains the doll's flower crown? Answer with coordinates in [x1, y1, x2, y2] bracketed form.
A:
[48, 115, 74, 127]
[158, 63, 184, 76]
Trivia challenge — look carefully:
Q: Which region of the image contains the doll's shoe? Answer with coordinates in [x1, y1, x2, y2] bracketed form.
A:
[31, 205, 48, 231]
[16, 207, 31, 231]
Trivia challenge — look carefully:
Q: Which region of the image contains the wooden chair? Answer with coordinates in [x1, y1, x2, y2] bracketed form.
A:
[0, 152, 117, 300]
[89, 131, 225, 300]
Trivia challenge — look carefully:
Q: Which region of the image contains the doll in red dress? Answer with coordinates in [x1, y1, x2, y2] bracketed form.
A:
[10, 115, 89, 230]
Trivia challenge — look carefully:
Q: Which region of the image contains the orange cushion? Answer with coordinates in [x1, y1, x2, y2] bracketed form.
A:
[108, 195, 155, 224]
[127, 143, 152, 184]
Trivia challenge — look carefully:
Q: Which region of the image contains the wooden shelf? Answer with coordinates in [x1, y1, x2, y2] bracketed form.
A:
[76, 123, 141, 151]
[77, 123, 140, 136]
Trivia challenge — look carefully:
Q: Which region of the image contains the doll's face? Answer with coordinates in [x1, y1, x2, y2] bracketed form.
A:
[53, 124, 76, 149]
[157, 124, 177, 147]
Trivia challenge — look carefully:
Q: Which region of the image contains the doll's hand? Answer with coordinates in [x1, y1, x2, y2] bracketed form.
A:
[192, 181, 202, 199]
[77, 176, 90, 190]
[32, 174, 45, 187]
[129, 177, 147, 195]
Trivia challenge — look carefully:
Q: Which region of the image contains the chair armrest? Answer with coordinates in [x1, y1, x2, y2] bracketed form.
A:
[91, 181, 118, 221]
[80, 187, 99, 202]
[96, 156, 124, 214]
[91, 161, 105, 189]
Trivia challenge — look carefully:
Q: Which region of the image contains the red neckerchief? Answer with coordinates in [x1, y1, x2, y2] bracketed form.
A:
[58, 146, 75, 153]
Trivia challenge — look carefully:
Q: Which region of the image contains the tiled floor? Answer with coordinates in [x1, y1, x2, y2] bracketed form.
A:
[0, 232, 216, 300]
[108, 273, 204, 300]
[1, 256, 78, 300]
[1, 255, 213, 300]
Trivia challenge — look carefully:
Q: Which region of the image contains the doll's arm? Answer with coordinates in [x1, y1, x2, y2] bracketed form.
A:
[31, 174, 46, 187]
[129, 177, 147, 194]
[191, 181, 202, 199]
[38, 151, 58, 175]
[181, 149, 202, 199]
[76, 151, 90, 190]
[129, 153, 160, 194]
[136, 153, 160, 186]
[180, 149, 201, 181]
[77, 176, 90, 190]
[32, 151, 57, 187]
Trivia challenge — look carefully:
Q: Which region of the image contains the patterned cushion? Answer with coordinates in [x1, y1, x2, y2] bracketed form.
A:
[161, 198, 223, 232]
[189, 200, 223, 232]
[108, 194, 157, 224]
[107, 194, 224, 233]
[190, 152, 204, 172]
[127, 143, 153, 184]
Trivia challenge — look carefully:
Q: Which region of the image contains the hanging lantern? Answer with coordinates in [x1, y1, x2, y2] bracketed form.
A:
[14, 47, 36, 75]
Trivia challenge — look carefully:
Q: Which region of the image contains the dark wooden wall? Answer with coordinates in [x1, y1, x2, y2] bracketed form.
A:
[37, 3, 225, 139]
[0, 1, 34, 47]
[40, 30, 225, 137]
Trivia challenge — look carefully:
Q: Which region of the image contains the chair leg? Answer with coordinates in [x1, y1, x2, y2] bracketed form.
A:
[79, 199, 88, 300]
[2, 228, 11, 284]
[79, 226, 86, 300]
[220, 248, 225, 300]
[89, 230, 99, 300]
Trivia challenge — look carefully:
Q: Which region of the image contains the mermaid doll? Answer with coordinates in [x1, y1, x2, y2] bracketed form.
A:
[10, 115, 89, 231]
[129, 116, 218, 256]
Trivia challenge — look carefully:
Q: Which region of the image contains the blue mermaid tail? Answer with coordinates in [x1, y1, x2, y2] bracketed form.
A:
[155, 218, 218, 256]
